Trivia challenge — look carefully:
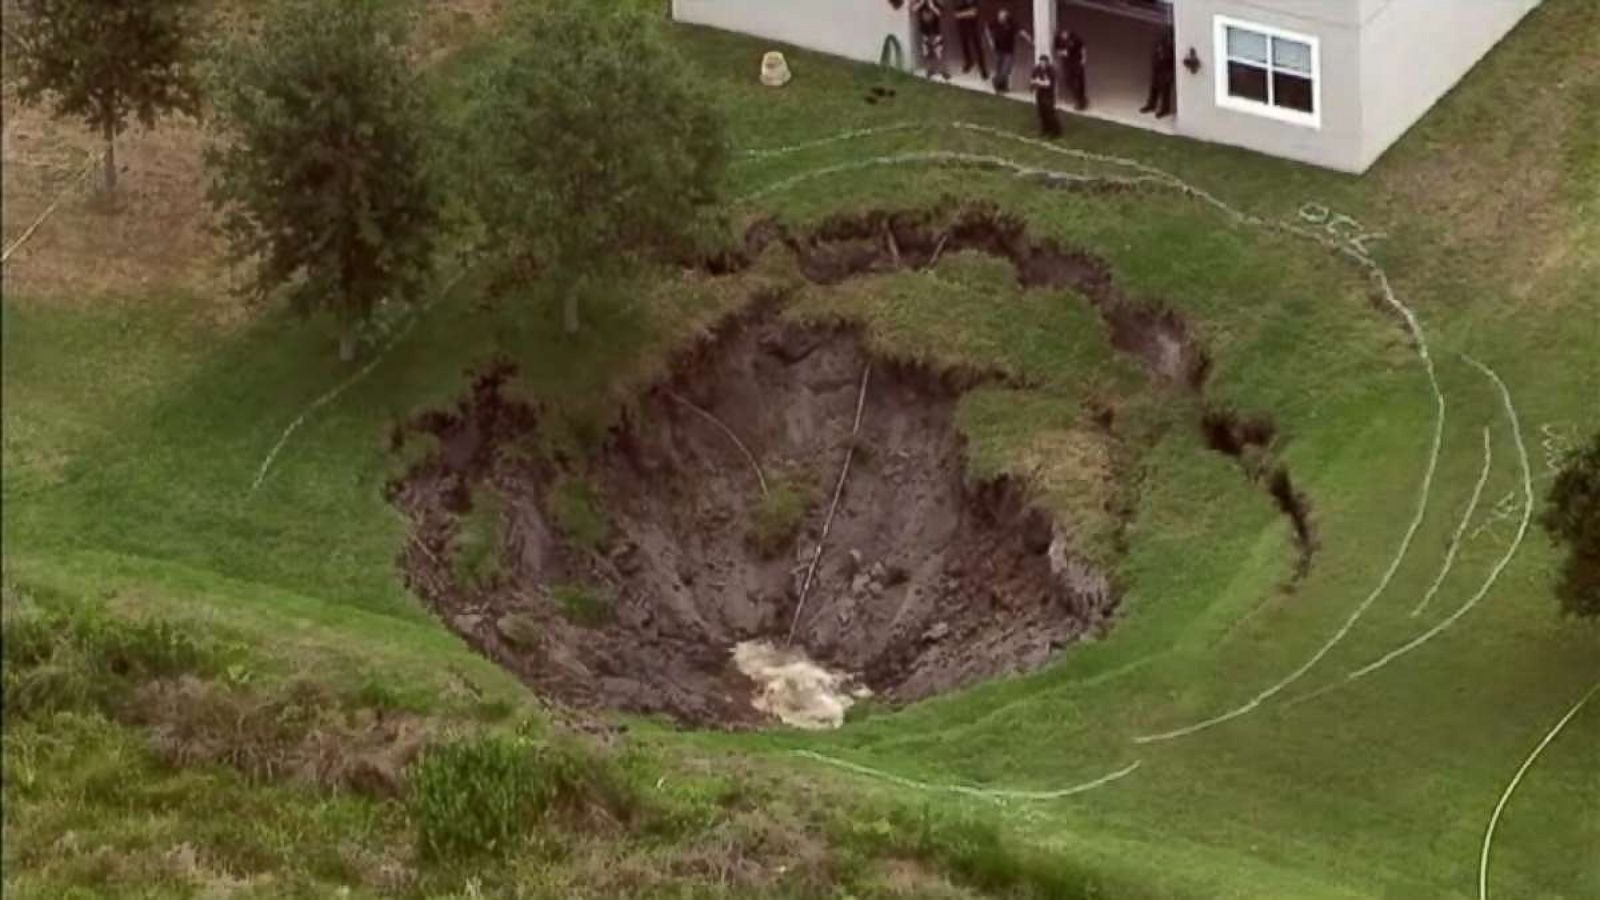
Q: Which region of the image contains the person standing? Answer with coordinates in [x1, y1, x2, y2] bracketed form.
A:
[952, 0, 987, 78]
[912, 0, 951, 80]
[1031, 55, 1062, 137]
[988, 8, 1031, 94]
[1054, 26, 1088, 111]
[1140, 32, 1176, 118]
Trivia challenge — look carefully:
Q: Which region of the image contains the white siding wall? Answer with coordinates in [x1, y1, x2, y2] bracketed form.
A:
[1357, 0, 1541, 169]
[672, 0, 909, 66]
[1173, 0, 1366, 171]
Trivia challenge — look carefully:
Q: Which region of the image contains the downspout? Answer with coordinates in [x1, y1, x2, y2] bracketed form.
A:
[1033, 0, 1053, 67]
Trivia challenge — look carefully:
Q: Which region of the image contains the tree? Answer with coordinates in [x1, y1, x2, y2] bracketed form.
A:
[465, 1, 728, 335]
[1542, 430, 1600, 618]
[10, 0, 202, 194]
[206, 0, 439, 361]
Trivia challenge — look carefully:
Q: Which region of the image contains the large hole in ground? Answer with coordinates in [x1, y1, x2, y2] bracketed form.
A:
[388, 309, 1117, 729]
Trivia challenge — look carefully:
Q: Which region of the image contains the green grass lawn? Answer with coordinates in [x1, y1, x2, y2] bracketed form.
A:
[4, 0, 1598, 896]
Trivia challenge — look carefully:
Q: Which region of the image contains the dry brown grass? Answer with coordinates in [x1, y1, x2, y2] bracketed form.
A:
[0, 99, 240, 315]
[132, 676, 433, 798]
[0, 0, 506, 320]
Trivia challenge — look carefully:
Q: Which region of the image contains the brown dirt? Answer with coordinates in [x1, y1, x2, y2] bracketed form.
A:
[387, 308, 1117, 728]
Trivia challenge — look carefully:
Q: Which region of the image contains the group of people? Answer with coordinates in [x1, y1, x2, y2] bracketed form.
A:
[912, 0, 1034, 95]
[909, 0, 1176, 139]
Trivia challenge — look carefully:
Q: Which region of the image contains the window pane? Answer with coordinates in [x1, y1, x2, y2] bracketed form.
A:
[1228, 62, 1270, 102]
[1226, 27, 1269, 64]
[1271, 38, 1313, 75]
[1273, 72, 1315, 112]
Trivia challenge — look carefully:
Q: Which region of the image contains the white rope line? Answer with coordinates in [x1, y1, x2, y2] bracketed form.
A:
[1478, 680, 1600, 900]
[787, 363, 872, 645]
[1412, 427, 1496, 617]
[249, 267, 471, 494]
[793, 750, 1142, 802]
[667, 390, 769, 497]
[1, 150, 103, 265]
[737, 121, 1449, 745]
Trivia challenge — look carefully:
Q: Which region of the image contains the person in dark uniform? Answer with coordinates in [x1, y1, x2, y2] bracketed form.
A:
[912, 0, 951, 80]
[952, 0, 987, 78]
[987, 8, 1031, 94]
[1031, 55, 1062, 137]
[1053, 26, 1088, 111]
[1140, 32, 1176, 118]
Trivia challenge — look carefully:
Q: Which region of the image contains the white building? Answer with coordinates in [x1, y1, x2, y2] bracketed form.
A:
[671, 0, 1544, 173]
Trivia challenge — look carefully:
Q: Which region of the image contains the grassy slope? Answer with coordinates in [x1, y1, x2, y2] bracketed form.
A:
[4, 0, 1598, 896]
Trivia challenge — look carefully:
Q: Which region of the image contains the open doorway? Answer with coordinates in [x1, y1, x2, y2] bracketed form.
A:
[907, 0, 1177, 135]
[1051, 0, 1176, 129]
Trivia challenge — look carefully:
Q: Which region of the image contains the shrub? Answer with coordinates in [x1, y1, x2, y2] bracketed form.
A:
[748, 470, 815, 558]
[1542, 429, 1600, 617]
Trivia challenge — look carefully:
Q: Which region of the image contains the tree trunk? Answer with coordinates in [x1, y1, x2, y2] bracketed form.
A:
[562, 289, 580, 335]
[102, 123, 117, 195]
[338, 327, 358, 362]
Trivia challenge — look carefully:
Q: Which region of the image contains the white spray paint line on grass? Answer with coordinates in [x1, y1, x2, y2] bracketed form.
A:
[739, 120, 1450, 747]
[961, 147, 1445, 745]
[1477, 680, 1600, 900]
[1, 150, 104, 265]
[249, 316, 423, 494]
[1282, 369, 1531, 710]
[735, 149, 1166, 206]
[1412, 427, 1496, 617]
[793, 750, 1142, 803]
[249, 267, 473, 495]
[1338, 358, 1532, 682]
[735, 122, 923, 163]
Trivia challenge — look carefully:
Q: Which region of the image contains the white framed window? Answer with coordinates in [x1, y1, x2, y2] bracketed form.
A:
[1213, 16, 1320, 128]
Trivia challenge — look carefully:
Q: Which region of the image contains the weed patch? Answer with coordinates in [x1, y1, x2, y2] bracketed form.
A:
[409, 730, 639, 861]
[550, 582, 613, 627]
[748, 467, 816, 557]
[452, 484, 507, 586]
[2, 597, 221, 720]
[548, 475, 609, 551]
[410, 732, 550, 860]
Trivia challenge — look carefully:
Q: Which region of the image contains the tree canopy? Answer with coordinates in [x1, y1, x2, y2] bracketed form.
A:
[463, 1, 728, 334]
[10, 0, 203, 193]
[1542, 430, 1600, 618]
[205, 0, 439, 361]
